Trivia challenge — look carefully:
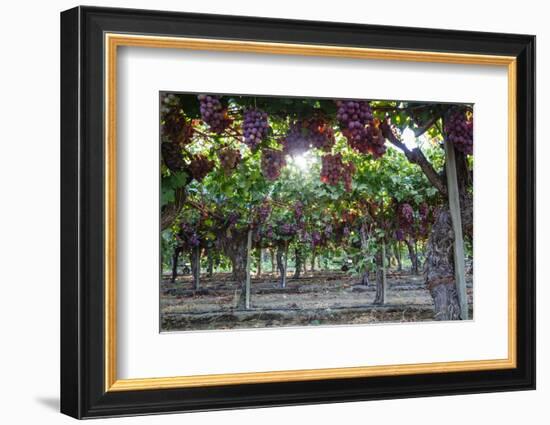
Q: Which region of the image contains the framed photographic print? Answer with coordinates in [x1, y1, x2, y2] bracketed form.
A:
[60, 6, 536, 419]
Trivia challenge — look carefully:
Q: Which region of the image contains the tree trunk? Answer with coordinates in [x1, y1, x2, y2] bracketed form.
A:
[229, 248, 247, 282]
[293, 247, 302, 279]
[235, 228, 253, 310]
[386, 248, 394, 268]
[217, 228, 248, 283]
[425, 209, 461, 320]
[360, 270, 370, 286]
[395, 243, 402, 271]
[414, 240, 421, 271]
[270, 248, 276, 274]
[171, 246, 181, 283]
[310, 251, 316, 272]
[359, 224, 370, 286]
[190, 246, 201, 290]
[405, 237, 419, 274]
[373, 244, 386, 305]
[206, 249, 214, 277]
[255, 248, 262, 277]
[276, 241, 288, 288]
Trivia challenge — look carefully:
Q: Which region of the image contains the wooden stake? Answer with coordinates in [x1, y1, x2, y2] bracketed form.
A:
[245, 228, 252, 310]
[194, 246, 200, 290]
[444, 140, 468, 320]
[382, 241, 387, 303]
[281, 240, 288, 288]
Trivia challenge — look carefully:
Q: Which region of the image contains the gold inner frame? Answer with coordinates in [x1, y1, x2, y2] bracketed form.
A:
[104, 33, 517, 392]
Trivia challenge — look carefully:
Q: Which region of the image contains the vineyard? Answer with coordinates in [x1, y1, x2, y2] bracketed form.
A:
[160, 93, 474, 332]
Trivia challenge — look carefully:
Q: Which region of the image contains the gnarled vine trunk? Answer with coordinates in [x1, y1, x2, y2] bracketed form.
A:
[190, 246, 201, 290]
[395, 243, 402, 271]
[359, 224, 371, 286]
[217, 229, 248, 283]
[405, 238, 419, 275]
[293, 247, 302, 279]
[256, 249, 262, 277]
[276, 242, 288, 288]
[424, 147, 473, 321]
[171, 246, 182, 283]
[206, 248, 214, 277]
[425, 209, 461, 320]
[373, 245, 386, 305]
[270, 249, 276, 274]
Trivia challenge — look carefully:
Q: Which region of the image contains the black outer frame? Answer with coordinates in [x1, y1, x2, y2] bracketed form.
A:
[60, 5, 536, 419]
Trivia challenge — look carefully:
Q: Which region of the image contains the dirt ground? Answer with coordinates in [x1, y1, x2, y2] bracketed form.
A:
[160, 270, 474, 331]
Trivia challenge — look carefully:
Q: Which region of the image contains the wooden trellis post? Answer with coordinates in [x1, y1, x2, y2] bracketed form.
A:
[244, 228, 252, 310]
[444, 140, 469, 320]
[194, 245, 200, 290]
[382, 241, 387, 303]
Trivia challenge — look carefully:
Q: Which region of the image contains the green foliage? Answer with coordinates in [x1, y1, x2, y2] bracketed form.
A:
[160, 93, 473, 277]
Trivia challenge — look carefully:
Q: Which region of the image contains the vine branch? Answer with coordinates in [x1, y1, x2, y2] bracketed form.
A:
[380, 118, 447, 196]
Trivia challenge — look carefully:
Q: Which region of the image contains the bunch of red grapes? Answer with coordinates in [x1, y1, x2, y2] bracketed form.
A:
[336, 100, 373, 143]
[282, 118, 335, 156]
[416, 202, 433, 238]
[162, 108, 194, 146]
[188, 154, 215, 182]
[394, 228, 405, 241]
[343, 226, 351, 238]
[217, 147, 241, 174]
[308, 118, 336, 152]
[281, 121, 310, 156]
[311, 231, 322, 247]
[243, 108, 269, 150]
[444, 108, 473, 155]
[419, 202, 430, 221]
[256, 201, 271, 223]
[399, 203, 414, 225]
[264, 224, 275, 240]
[320, 153, 344, 185]
[197, 94, 232, 134]
[161, 142, 185, 172]
[261, 149, 286, 181]
[278, 222, 298, 237]
[179, 222, 200, 248]
[324, 223, 333, 237]
[320, 153, 356, 192]
[160, 97, 194, 172]
[293, 201, 304, 221]
[336, 100, 387, 158]
[396, 202, 415, 237]
[364, 120, 387, 158]
[227, 212, 240, 227]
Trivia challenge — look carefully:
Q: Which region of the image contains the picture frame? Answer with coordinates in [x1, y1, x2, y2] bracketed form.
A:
[60, 5, 536, 419]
